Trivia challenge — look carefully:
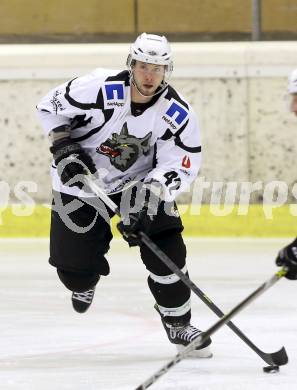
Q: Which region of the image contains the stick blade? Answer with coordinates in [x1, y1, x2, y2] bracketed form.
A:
[265, 346, 288, 366]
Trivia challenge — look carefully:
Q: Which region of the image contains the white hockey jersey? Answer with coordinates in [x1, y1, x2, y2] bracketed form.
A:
[37, 68, 202, 201]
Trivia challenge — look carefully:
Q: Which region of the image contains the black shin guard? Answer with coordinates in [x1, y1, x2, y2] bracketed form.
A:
[57, 269, 100, 292]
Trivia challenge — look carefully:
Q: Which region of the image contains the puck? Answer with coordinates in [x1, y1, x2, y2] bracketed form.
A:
[263, 365, 280, 373]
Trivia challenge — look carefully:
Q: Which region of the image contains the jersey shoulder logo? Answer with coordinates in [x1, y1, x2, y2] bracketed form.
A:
[103, 81, 125, 108]
[162, 98, 188, 130]
[96, 122, 152, 172]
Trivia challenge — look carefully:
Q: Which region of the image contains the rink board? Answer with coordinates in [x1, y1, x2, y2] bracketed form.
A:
[0, 204, 296, 238]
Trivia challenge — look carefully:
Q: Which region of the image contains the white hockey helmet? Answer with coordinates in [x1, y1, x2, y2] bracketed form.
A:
[288, 68, 297, 94]
[127, 33, 173, 70]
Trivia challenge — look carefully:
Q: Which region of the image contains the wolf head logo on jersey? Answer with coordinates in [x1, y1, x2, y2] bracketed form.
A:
[97, 122, 152, 172]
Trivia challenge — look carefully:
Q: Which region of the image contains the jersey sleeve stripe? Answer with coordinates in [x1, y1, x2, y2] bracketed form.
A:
[174, 137, 202, 153]
[65, 78, 101, 110]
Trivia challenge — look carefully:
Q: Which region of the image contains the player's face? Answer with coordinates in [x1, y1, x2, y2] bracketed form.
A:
[290, 94, 297, 116]
[132, 61, 165, 96]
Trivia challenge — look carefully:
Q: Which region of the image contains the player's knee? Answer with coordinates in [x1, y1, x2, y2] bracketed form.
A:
[140, 230, 186, 275]
[57, 269, 100, 292]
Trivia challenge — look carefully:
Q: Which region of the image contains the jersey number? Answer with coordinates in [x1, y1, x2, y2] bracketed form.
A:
[164, 171, 181, 194]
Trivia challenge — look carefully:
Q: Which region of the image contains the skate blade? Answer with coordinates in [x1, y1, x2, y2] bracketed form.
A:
[176, 344, 213, 359]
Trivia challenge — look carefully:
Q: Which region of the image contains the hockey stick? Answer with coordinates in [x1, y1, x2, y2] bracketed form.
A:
[135, 267, 287, 389]
[84, 177, 288, 367]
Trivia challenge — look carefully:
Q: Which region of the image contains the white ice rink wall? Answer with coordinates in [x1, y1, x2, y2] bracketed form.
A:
[1, 42, 297, 204]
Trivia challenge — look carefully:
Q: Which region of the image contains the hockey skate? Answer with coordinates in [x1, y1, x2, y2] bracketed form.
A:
[72, 286, 96, 313]
[155, 304, 213, 358]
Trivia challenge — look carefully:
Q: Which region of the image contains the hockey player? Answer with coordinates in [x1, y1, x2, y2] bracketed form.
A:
[287, 68, 297, 116]
[276, 238, 297, 280]
[37, 33, 212, 357]
[275, 68, 297, 280]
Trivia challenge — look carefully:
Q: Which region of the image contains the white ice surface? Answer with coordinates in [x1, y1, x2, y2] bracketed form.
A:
[0, 238, 296, 390]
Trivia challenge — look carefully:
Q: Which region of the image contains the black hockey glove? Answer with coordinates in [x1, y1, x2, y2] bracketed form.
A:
[50, 139, 97, 189]
[117, 181, 163, 246]
[275, 237, 297, 280]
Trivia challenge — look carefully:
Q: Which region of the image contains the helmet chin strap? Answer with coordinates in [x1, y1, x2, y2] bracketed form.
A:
[130, 73, 168, 98]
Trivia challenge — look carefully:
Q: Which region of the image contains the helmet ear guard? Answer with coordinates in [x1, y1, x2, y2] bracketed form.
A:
[126, 54, 132, 68]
